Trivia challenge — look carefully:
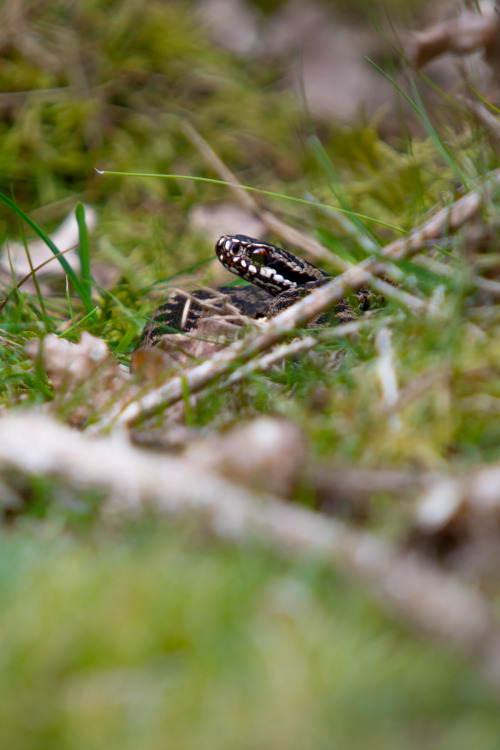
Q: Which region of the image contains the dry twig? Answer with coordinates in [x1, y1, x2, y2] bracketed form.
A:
[93, 171, 496, 431]
[375, 326, 401, 431]
[223, 314, 382, 389]
[185, 124, 500, 311]
[3, 411, 500, 694]
[183, 122, 426, 309]
[408, 4, 500, 69]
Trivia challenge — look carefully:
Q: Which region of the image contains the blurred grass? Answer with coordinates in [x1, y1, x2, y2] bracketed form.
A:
[2, 0, 500, 746]
[0, 521, 498, 750]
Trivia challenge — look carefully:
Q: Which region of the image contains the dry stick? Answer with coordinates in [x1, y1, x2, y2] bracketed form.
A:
[4, 410, 500, 693]
[172, 289, 229, 314]
[184, 123, 435, 313]
[133, 316, 379, 424]
[413, 455, 500, 535]
[102, 180, 489, 431]
[171, 287, 251, 318]
[474, 276, 500, 299]
[189, 285, 261, 323]
[183, 122, 346, 266]
[413, 242, 500, 299]
[186, 123, 500, 315]
[314, 465, 442, 508]
[459, 96, 500, 145]
[375, 326, 401, 432]
[135, 316, 378, 421]
[381, 182, 488, 259]
[97, 260, 374, 430]
[223, 335, 319, 384]
[223, 314, 383, 389]
[412, 253, 456, 278]
[183, 122, 420, 295]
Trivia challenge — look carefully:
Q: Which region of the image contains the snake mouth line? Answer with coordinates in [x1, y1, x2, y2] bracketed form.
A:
[218, 256, 297, 294]
[219, 254, 296, 286]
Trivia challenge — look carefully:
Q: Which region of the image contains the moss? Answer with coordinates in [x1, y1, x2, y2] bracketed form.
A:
[0, 525, 497, 750]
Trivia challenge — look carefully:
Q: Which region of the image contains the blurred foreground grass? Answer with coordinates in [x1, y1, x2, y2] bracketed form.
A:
[1, 520, 498, 750]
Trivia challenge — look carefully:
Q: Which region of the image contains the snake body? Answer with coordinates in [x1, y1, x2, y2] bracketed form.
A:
[135, 234, 369, 350]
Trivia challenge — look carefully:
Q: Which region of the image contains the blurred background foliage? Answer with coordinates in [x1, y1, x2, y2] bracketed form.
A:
[1, 0, 457, 291]
[1, 0, 493, 381]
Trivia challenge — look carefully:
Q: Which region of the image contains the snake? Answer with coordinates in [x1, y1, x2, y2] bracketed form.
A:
[135, 234, 372, 351]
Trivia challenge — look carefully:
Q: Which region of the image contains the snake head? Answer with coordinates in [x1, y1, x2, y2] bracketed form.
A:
[215, 234, 326, 295]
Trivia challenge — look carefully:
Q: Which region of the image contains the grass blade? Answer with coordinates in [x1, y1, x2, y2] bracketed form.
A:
[96, 169, 405, 233]
[367, 60, 469, 189]
[76, 203, 92, 309]
[0, 192, 94, 314]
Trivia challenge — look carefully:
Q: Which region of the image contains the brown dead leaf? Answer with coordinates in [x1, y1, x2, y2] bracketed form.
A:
[26, 332, 132, 427]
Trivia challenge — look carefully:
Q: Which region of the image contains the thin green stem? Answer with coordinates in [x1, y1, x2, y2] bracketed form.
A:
[95, 169, 405, 233]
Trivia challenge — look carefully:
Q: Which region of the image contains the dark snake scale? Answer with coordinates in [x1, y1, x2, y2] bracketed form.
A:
[135, 234, 372, 350]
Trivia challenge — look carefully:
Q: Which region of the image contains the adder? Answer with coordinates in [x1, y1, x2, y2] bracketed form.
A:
[135, 234, 372, 350]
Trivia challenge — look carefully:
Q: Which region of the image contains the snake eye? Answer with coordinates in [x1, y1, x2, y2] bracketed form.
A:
[251, 248, 268, 266]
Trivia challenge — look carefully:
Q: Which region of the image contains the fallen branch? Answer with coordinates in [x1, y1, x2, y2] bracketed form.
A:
[3, 411, 500, 694]
[222, 314, 384, 389]
[100, 171, 494, 431]
[93, 260, 378, 430]
[184, 122, 498, 309]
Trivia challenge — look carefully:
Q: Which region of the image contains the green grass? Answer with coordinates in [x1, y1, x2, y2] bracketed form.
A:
[2, 0, 500, 746]
[0, 193, 93, 314]
[0, 522, 498, 750]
